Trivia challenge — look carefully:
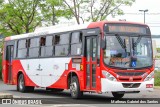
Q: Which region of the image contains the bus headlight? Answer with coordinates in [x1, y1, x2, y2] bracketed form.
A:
[102, 70, 117, 81]
[144, 71, 154, 81]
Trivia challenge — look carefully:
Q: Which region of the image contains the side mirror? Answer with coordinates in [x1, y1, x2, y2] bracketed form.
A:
[101, 39, 106, 50]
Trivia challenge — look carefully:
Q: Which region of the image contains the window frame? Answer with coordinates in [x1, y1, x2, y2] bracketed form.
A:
[54, 32, 71, 56]
[39, 34, 54, 57]
[17, 39, 28, 58]
[70, 31, 83, 56]
[15, 29, 85, 59]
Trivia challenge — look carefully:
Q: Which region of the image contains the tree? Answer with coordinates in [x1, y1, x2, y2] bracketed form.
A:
[64, 0, 89, 24]
[40, 0, 72, 26]
[0, 0, 3, 4]
[64, 0, 135, 24]
[0, 0, 42, 36]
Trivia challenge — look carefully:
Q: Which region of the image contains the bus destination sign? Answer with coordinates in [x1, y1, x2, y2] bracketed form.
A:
[108, 25, 147, 34]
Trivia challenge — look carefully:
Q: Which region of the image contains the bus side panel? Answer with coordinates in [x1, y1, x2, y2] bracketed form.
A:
[47, 59, 84, 90]
[10, 57, 85, 90]
[96, 66, 101, 92]
[47, 60, 73, 89]
[2, 60, 8, 84]
[2, 43, 7, 84]
[12, 60, 38, 87]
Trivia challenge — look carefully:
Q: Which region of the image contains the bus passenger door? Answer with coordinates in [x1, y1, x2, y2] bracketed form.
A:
[6, 45, 14, 84]
[85, 36, 98, 90]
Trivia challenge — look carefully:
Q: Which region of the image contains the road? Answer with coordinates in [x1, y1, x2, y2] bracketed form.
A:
[0, 81, 160, 107]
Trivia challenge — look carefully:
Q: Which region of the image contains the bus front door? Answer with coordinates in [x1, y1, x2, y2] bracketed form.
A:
[6, 45, 14, 84]
[85, 36, 97, 90]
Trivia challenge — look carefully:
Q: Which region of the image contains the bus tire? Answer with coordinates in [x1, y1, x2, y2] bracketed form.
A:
[18, 74, 34, 92]
[112, 92, 124, 99]
[70, 76, 83, 99]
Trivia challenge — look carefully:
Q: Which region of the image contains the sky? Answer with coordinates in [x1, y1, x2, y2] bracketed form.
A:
[108, 0, 160, 35]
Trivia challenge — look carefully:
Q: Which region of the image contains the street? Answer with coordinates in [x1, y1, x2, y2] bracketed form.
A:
[0, 81, 160, 107]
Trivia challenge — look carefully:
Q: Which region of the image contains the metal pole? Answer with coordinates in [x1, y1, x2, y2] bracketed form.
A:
[144, 11, 145, 24]
[139, 9, 148, 24]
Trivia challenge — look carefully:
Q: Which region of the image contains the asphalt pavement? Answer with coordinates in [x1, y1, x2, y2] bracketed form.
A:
[0, 80, 160, 107]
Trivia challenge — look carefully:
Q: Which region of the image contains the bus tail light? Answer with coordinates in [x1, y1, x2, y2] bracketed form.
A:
[102, 70, 117, 81]
[144, 71, 154, 81]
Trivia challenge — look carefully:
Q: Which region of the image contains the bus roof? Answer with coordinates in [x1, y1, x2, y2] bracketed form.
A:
[5, 21, 148, 41]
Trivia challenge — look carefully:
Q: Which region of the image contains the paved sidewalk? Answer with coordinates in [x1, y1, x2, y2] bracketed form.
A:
[0, 92, 13, 98]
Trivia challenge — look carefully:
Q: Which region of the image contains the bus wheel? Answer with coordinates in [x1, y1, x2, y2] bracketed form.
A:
[112, 92, 125, 99]
[18, 74, 34, 92]
[70, 76, 83, 99]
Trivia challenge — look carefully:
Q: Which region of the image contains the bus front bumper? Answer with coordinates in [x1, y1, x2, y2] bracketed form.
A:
[101, 78, 154, 92]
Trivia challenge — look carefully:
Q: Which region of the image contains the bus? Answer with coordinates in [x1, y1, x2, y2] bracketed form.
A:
[2, 21, 154, 98]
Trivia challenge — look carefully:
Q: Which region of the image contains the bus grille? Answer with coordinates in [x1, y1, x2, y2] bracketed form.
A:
[116, 72, 145, 76]
[122, 83, 141, 88]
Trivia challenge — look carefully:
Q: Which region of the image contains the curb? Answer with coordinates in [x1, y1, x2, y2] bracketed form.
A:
[0, 93, 13, 98]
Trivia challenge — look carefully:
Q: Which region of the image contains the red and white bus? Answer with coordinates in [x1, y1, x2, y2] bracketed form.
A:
[2, 21, 154, 98]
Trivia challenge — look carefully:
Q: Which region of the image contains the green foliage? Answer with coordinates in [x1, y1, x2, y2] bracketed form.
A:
[155, 71, 160, 86]
[0, 0, 3, 4]
[0, 0, 136, 36]
[156, 48, 160, 53]
[40, 0, 72, 26]
[0, 39, 3, 79]
[0, 0, 73, 36]
[0, 55, 2, 79]
[155, 56, 160, 59]
[0, 0, 42, 36]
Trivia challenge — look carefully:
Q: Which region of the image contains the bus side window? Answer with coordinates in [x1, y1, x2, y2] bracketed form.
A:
[71, 32, 82, 55]
[55, 33, 70, 56]
[45, 35, 53, 57]
[28, 38, 39, 58]
[55, 35, 60, 45]
[40, 37, 46, 46]
[17, 39, 27, 58]
[26, 39, 30, 48]
[26, 39, 30, 57]
[40, 37, 46, 57]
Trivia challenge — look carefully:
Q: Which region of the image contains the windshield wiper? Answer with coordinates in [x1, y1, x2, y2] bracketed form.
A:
[115, 34, 126, 49]
[133, 34, 151, 47]
[133, 35, 142, 47]
[104, 33, 126, 49]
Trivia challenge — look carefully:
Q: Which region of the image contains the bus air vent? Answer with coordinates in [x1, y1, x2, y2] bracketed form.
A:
[122, 83, 141, 88]
[116, 72, 145, 76]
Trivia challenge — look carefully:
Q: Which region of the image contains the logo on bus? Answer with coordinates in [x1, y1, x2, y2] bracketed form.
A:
[53, 65, 59, 70]
[131, 61, 136, 67]
[129, 77, 133, 82]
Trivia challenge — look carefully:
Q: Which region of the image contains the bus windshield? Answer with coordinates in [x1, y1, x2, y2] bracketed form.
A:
[103, 34, 153, 68]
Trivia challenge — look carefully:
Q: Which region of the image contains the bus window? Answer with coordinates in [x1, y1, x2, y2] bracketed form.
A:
[46, 36, 53, 46]
[55, 33, 70, 56]
[71, 32, 82, 43]
[17, 39, 27, 58]
[40, 37, 46, 57]
[40, 37, 46, 46]
[26, 39, 30, 48]
[55, 35, 60, 45]
[28, 38, 39, 58]
[71, 32, 82, 55]
[45, 36, 53, 57]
